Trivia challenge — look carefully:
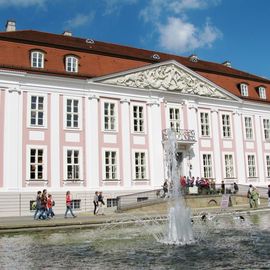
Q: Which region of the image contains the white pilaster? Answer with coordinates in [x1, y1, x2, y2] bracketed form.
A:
[211, 109, 222, 181]
[86, 94, 100, 189]
[255, 115, 264, 183]
[233, 110, 246, 183]
[3, 87, 23, 190]
[147, 100, 164, 188]
[120, 98, 131, 188]
[50, 93, 60, 188]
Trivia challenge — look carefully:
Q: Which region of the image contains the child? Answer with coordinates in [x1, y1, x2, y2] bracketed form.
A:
[47, 194, 55, 218]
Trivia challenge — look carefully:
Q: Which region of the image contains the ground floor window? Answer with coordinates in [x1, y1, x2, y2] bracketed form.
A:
[224, 154, 234, 178]
[66, 149, 80, 180]
[134, 152, 147, 179]
[202, 154, 212, 178]
[266, 155, 270, 177]
[104, 151, 118, 180]
[30, 148, 44, 180]
[247, 155, 256, 177]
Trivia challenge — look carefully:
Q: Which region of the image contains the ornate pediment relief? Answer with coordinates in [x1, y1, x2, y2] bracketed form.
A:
[99, 63, 233, 100]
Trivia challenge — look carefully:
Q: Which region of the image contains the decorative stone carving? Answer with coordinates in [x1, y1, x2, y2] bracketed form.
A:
[101, 64, 231, 100]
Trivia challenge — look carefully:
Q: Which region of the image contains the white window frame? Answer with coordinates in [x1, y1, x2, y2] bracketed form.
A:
[166, 104, 183, 131]
[240, 83, 248, 97]
[265, 155, 270, 178]
[168, 106, 181, 132]
[223, 153, 235, 179]
[199, 110, 211, 137]
[26, 145, 47, 181]
[132, 150, 149, 180]
[244, 116, 253, 140]
[102, 100, 118, 132]
[63, 96, 82, 130]
[102, 148, 119, 180]
[201, 153, 213, 178]
[221, 113, 232, 138]
[63, 147, 83, 180]
[263, 119, 270, 141]
[65, 56, 78, 73]
[259, 86, 266, 99]
[246, 154, 257, 178]
[31, 51, 44, 68]
[131, 103, 145, 133]
[27, 93, 47, 128]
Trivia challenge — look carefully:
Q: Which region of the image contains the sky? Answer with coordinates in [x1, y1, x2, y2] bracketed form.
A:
[0, 0, 269, 79]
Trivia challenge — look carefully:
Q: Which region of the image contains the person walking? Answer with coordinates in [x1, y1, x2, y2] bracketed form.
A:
[47, 194, 55, 218]
[33, 190, 42, 220]
[98, 192, 105, 215]
[93, 191, 99, 215]
[268, 185, 270, 207]
[247, 184, 253, 208]
[64, 191, 76, 218]
[37, 189, 48, 219]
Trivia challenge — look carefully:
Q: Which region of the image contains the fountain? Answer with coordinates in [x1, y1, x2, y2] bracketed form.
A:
[161, 130, 194, 245]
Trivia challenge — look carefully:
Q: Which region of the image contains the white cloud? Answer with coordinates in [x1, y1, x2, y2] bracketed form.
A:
[102, 0, 137, 15]
[65, 12, 95, 29]
[0, 0, 47, 7]
[158, 17, 222, 53]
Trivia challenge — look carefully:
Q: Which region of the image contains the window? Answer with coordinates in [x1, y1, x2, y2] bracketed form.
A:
[66, 56, 78, 73]
[202, 154, 212, 178]
[200, 112, 210, 136]
[222, 114, 231, 138]
[71, 199, 81, 209]
[169, 108, 180, 132]
[240, 83, 248, 96]
[263, 119, 270, 140]
[244, 117, 253, 140]
[30, 148, 44, 180]
[266, 156, 270, 178]
[107, 198, 118, 208]
[31, 51, 44, 68]
[104, 102, 116, 131]
[104, 151, 117, 180]
[66, 99, 79, 128]
[133, 105, 144, 132]
[247, 155, 256, 177]
[134, 152, 147, 180]
[30, 96, 44, 126]
[259, 86, 266, 99]
[137, 197, 148, 202]
[224, 154, 234, 178]
[67, 150, 80, 180]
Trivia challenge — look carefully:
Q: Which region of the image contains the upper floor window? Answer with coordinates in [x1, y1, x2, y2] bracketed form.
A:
[263, 119, 270, 140]
[244, 117, 253, 140]
[200, 112, 210, 137]
[222, 114, 231, 138]
[66, 99, 79, 128]
[258, 86, 266, 99]
[31, 51, 44, 68]
[65, 56, 78, 73]
[133, 105, 144, 132]
[240, 83, 248, 97]
[30, 95, 44, 126]
[104, 102, 116, 131]
[169, 107, 180, 132]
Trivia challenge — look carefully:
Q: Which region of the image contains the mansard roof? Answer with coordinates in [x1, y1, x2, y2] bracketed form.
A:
[0, 29, 269, 103]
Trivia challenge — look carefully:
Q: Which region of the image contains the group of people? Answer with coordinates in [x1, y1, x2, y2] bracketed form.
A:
[93, 191, 105, 215]
[33, 189, 55, 220]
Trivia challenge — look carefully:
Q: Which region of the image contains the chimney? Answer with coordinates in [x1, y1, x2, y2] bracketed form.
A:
[5, 20, 16, 32]
[63, 31, 72, 36]
[189, 54, 198, 63]
[222, 61, 232, 68]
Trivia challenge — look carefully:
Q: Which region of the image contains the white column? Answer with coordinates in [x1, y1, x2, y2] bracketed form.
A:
[120, 98, 131, 188]
[50, 93, 60, 188]
[147, 100, 164, 188]
[187, 103, 200, 178]
[3, 87, 23, 190]
[254, 115, 264, 184]
[86, 94, 100, 189]
[211, 109, 222, 181]
[233, 110, 246, 183]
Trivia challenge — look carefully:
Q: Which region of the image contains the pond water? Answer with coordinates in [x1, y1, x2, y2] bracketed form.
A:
[0, 211, 270, 270]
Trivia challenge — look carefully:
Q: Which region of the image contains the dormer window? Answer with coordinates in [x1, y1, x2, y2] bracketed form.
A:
[258, 86, 266, 99]
[65, 56, 78, 73]
[31, 51, 44, 68]
[240, 83, 248, 97]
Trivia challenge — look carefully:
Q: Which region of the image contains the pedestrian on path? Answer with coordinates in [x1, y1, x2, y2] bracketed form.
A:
[93, 191, 99, 215]
[98, 192, 105, 215]
[64, 191, 76, 218]
[268, 185, 270, 207]
[33, 190, 42, 220]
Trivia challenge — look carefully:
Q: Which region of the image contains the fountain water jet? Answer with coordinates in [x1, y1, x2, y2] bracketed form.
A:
[161, 130, 194, 245]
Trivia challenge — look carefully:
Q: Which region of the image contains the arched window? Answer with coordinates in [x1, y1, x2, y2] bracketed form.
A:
[31, 51, 44, 68]
[65, 56, 78, 72]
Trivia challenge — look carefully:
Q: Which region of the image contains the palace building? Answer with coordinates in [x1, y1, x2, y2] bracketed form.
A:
[0, 20, 270, 216]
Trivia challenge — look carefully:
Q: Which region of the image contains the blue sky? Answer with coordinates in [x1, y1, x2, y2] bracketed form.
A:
[0, 0, 270, 79]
